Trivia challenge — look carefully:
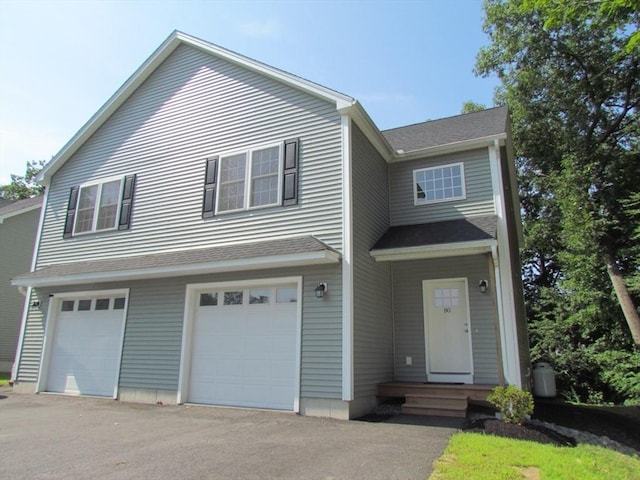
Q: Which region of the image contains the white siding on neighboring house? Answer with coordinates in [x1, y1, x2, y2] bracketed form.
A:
[389, 148, 494, 226]
[36, 44, 344, 268]
[392, 255, 500, 385]
[350, 124, 393, 405]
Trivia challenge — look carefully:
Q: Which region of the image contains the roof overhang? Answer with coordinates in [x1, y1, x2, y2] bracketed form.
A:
[370, 239, 497, 262]
[0, 202, 41, 224]
[389, 133, 507, 163]
[36, 30, 355, 184]
[13, 249, 340, 288]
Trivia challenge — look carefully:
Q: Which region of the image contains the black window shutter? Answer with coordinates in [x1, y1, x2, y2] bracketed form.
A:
[202, 156, 218, 218]
[282, 138, 299, 206]
[63, 186, 79, 239]
[118, 174, 137, 230]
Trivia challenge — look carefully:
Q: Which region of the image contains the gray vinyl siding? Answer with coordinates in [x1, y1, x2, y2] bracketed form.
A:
[389, 148, 495, 226]
[0, 208, 39, 368]
[351, 123, 394, 399]
[392, 255, 500, 384]
[36, 43, 343, 267]
[15, 264, 343, 399]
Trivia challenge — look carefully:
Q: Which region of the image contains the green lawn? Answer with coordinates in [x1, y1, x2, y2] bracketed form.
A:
[430, 432, 640, 480]
[0, 372, 10, 387]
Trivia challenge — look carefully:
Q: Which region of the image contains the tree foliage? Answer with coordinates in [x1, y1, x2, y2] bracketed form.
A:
[461, 101, 488, 114]
[477, 0, 640, 403]
[0, 160, 45, 200]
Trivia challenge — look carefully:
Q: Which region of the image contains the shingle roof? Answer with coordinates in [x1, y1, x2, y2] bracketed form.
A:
[382, 106, 508, 153]
[372, 216, 498, 251]
[0, 195, 43, 218]
[14, 235, 338, 282]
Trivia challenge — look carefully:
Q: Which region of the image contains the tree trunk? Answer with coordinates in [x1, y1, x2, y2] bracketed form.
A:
[604, 253, 640, 350]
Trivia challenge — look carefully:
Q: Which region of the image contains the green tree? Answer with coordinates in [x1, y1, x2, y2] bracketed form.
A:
[461, 101, 488, 114]
[0, 160, 45, 200]
[476, 0, 640, 402]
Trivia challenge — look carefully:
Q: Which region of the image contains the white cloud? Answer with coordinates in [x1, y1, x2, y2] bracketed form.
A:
[236, 18, 282, 38]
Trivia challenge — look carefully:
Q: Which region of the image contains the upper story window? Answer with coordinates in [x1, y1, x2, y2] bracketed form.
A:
[202, 139, 299, 218]
[75, 179, 122, 234]
[63, 175, 136, 239]
[413, 162, 466, 205]
[217, 145, 280, 213]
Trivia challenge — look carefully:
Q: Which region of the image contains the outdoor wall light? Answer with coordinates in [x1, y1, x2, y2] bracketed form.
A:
[315, 283, 328, 298]
[478, 280, 489, 294]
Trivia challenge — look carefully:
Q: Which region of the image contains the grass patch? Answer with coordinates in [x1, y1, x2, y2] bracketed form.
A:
[0, 372, 10, 387]
[430, 432, 639, 480]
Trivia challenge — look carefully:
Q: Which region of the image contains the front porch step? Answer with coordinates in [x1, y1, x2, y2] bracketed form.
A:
[378, 382, 495, 402]
[402, 393, 468, 417]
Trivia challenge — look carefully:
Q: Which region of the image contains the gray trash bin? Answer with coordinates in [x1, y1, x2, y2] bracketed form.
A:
[532, 362, 557, 398]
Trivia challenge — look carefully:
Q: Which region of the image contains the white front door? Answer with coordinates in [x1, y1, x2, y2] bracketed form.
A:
[423, 278, 473, 383]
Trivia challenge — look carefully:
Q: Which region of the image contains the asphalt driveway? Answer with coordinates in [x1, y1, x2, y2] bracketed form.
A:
[0, 392, 458, 479]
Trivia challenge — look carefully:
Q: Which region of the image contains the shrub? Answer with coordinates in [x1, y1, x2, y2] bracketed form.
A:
[487, 385, 534, 425]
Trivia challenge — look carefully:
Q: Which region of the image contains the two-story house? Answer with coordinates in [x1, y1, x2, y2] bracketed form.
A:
[11, 31, 529, 419]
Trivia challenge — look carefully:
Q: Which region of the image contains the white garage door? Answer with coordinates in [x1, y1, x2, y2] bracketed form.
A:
[188, 284, 299, 410]
[45, 295, 126, 397]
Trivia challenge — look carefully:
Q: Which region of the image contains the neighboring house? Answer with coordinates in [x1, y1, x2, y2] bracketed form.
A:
[11, 31, 529, 419]
[0, 195, 42, 373]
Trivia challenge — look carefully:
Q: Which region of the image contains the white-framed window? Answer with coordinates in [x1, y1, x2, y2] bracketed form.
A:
[217, 144, 282, 214]
[73, 178, 123, 235]
[413, 162, 466, 205]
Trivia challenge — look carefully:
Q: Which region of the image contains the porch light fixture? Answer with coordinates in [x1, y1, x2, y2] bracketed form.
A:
[478, 280, 489, 294]
[315, 283, 328, 298]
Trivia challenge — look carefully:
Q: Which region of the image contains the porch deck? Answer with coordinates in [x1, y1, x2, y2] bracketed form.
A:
[378, 382, 496, 417]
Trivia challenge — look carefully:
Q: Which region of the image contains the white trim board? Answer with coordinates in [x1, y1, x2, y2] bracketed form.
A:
[370, 239, 497, 262]
[13, 250, 340, 288]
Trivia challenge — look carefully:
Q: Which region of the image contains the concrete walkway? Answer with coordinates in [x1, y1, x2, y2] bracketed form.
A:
[0, 392, 459, 480]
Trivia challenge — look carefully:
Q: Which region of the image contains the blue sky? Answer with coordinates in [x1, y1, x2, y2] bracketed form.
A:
[0, 0, 499, 184]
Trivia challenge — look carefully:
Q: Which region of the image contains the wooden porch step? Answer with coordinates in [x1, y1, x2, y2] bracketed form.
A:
[402, 393, 468, 417]
[402, 405, 467, 417]
[378, 382, 494, 402]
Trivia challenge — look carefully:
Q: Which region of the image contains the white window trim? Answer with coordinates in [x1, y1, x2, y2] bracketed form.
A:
[413, 162, 466, 206]
[216, 143, 283, 215]
[72, 176, 124, 236]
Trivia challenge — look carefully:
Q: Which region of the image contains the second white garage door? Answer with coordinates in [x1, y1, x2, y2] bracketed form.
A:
[187, 284, 299, 410]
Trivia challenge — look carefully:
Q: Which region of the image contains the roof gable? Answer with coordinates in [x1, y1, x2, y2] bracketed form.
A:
[37, 31, 355, 183]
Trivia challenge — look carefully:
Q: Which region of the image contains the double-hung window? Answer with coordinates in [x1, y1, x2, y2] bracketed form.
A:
[202, 139, 299, 217]
[413, 162, 466, 205]
[217, 145, 281, 213]
[63, 175, 136, 238]
[75, 179, 122, 234]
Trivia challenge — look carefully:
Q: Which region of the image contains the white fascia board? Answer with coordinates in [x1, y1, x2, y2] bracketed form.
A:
[0, 202, 42, 223]
[389, 134, 508, 163]
[177, 32, 356, 109]
[12, 250, 341, 288]
[37, 31, 355, 183]
[370, 239, 497, 262]
[338, 102, 394, 161]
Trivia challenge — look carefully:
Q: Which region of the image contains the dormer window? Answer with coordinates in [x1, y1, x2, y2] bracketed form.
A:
[413, 162, 466, 205]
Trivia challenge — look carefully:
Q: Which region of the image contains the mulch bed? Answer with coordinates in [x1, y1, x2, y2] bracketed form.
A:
[465, 400, 640, 452]
[465, 416, 576, 447]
